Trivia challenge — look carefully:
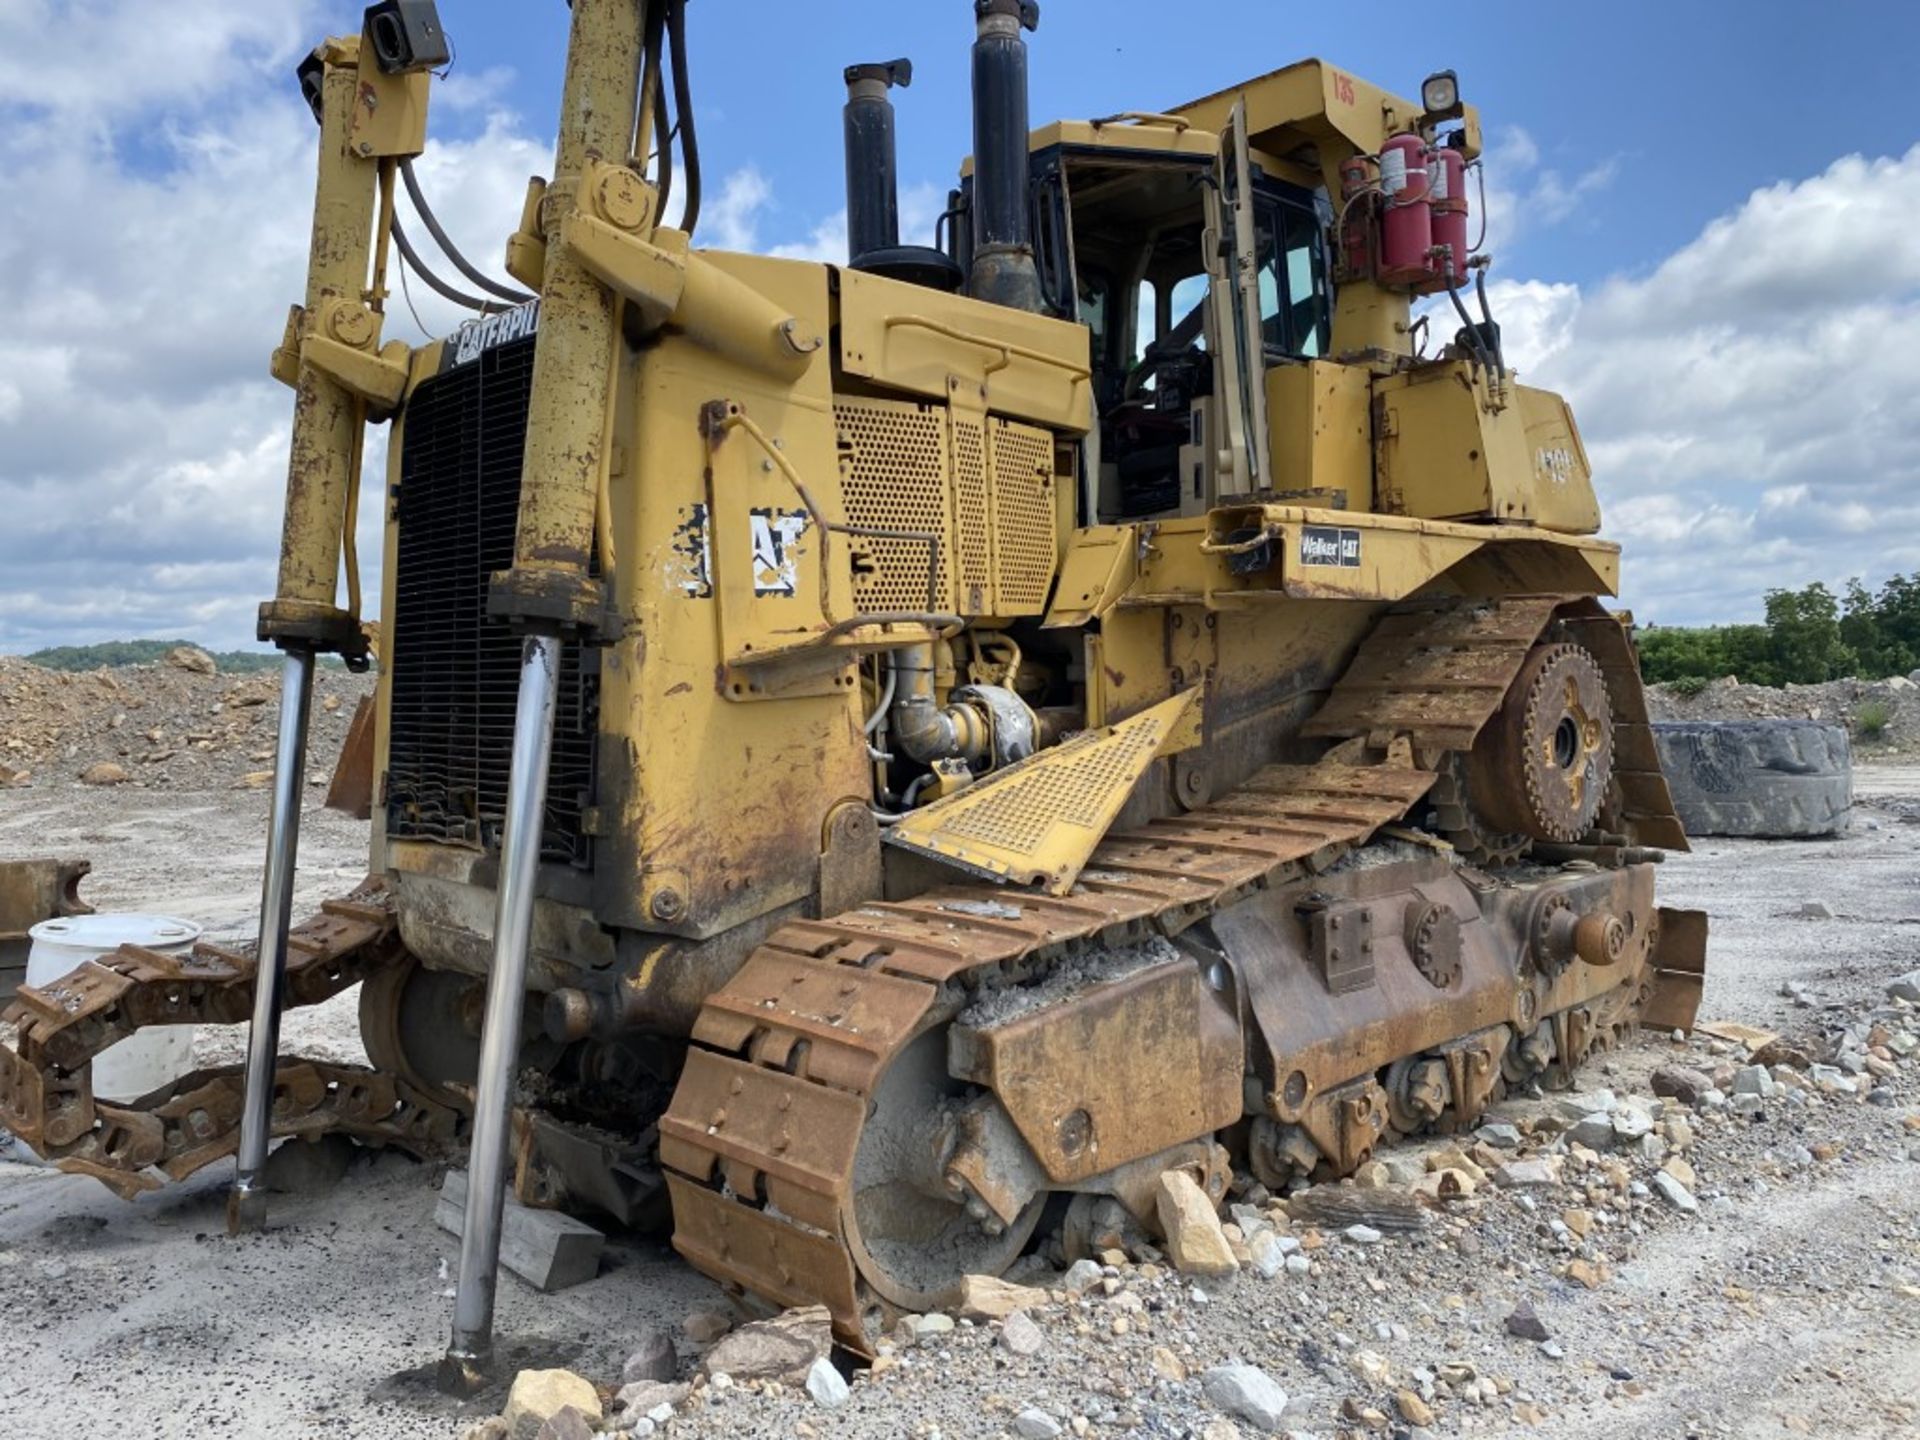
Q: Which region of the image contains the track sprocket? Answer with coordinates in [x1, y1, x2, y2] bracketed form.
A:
[1467, 641, 1615, 844]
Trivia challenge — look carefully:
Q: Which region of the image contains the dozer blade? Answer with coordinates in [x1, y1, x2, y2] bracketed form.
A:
[883, 688, 1202, 895]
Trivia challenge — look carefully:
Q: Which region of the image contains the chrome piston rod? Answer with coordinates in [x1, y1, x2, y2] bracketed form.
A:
[228, 647, 315, 1232]
[440, 633, 561, 1391]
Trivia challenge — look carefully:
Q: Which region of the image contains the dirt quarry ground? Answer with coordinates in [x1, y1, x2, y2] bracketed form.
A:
[0, 701, 1916, 1438]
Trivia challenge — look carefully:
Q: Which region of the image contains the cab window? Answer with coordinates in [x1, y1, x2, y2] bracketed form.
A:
[1253, 199, 1330, 359]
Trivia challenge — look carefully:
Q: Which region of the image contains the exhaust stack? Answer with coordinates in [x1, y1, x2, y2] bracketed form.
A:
[967, 0, 1044, 312]
[844, 59, 911, 264]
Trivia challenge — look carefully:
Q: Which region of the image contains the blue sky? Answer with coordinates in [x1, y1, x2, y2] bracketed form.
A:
[440, 0, 1920, 286]
[0, 0, 1917, 652]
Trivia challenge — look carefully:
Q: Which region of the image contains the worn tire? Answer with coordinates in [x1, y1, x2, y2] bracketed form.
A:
[1650, 720, 1852, 838]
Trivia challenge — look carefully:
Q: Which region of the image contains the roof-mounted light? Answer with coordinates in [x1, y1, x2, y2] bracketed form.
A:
[1421, 69, 1461, 117]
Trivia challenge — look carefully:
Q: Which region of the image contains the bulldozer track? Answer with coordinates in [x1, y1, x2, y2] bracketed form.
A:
[0, 882, 462, 1199]
[659, 594, 1676, 1347]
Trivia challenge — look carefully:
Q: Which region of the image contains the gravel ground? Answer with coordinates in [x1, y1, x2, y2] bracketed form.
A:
[0, 769, 1914, 1440]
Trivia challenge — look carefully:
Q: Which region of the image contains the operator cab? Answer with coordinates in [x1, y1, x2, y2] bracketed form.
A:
[957, 122, 1334, 522]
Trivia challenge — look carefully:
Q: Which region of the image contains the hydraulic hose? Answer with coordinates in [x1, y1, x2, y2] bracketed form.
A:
[1474, 268, 1507, 381]
[1443, 265, 1496, 377]
[400, 159, 534, 304]
[393, 217, 503, 313]
[666, 0, 700, 236]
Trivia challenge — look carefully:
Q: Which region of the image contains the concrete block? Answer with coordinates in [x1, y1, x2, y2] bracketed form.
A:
[437, 1169, 604, 1293]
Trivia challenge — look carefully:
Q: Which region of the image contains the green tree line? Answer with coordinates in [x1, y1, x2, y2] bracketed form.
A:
[1640, 574, 1920, 687]
[22, 639, 297, 674]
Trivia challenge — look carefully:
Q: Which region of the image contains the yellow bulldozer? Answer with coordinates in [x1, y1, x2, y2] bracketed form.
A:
[0, 0, 1705, 1387]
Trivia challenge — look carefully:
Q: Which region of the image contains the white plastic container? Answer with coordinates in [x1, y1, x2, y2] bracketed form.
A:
[27, 913, 203, 1102]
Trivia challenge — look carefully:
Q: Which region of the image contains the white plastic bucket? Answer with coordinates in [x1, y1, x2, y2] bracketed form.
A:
[27, 913, 203, 1102]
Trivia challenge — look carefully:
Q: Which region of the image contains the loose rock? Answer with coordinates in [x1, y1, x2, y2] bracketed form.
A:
[1650, 1169, 1700, 1213]
[533, 1408, 593, 1440]
[1061, 1257, 1104, 1296]
[803, 1356, 849, 1409]
[999, 1308, 1045, 1357]
[1201, 1363, 1290, 1433]
[1505, 1301, 1551, 1342]
[163, 645, 218, 675]
[613, 1381, 687, 1417]
[503, 1369, 601, 1440]
[1014, 1407, 1064, 1439]
[1156, 1169, 1239, 1276]
[1397, 1389, 1436, 1427]
[956, 1273, 1050, 1321]
[620, 1323, 677, 1385]
[682, 1308, 734, 1344]
[698, 1304, 829, 1384]
[1651, 1065, 1715, 1107]
[1493, 1158, 1560, 1188]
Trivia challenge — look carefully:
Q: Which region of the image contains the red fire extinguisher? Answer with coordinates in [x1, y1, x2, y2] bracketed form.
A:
[1427, 143, 1469, 290]
[1376, 132, 1432, 286]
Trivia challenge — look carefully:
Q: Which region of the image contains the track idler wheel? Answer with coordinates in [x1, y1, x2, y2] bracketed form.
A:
[841, 1032, 1045, 1319]
[1467, 642, 1615, 845]
[359, 956, 561, 1110]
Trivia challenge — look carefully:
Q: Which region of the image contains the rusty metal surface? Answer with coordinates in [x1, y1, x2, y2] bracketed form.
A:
[661, 592, 1702, 1351]
[1557, 601, 1691, 851]
[1467, 641, 1615, 843]
[0, 881, 463, 1196]
[324, 694, 377, 819]
[662, 747, 1438, 1348]
[1300, 596, 1559, 751]
[950, 954, 1242, 1185]
[0, 857, 92, 998]
[1643, 906, 1709, 1032]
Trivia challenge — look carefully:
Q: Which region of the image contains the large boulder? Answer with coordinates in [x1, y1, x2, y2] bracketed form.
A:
[163, 645, 217, 676]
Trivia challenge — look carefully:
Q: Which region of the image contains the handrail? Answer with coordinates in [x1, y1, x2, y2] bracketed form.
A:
[883, 314, 1093, 381]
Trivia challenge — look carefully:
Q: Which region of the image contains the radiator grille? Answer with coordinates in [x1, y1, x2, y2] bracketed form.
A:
[386, 335, 598, 867]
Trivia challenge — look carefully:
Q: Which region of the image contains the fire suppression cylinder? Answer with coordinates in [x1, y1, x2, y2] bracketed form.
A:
[1376, 132, 1433, 287]
[1427, 144, 1469, 288]
[1338, 155, 1376, 279]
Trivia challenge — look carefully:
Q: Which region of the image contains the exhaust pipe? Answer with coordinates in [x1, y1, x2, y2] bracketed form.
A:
[844, 59, 911, 264]
[967, 0, 1045, 312]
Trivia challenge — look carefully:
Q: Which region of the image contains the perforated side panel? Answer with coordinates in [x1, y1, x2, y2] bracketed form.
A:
[942, 722, 1164, 854]
[951, 416, 991, 614]
[834, 399, 951, 613]
[990, 419, 1059, 614]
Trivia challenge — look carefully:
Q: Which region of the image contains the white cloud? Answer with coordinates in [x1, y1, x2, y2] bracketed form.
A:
[703, 167, 947, 264]
[1476, 125, 1619, 258]
[1494, 142, 1920, 624]
[0, 0, 318, 117]
[0, 10, 886, 654]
